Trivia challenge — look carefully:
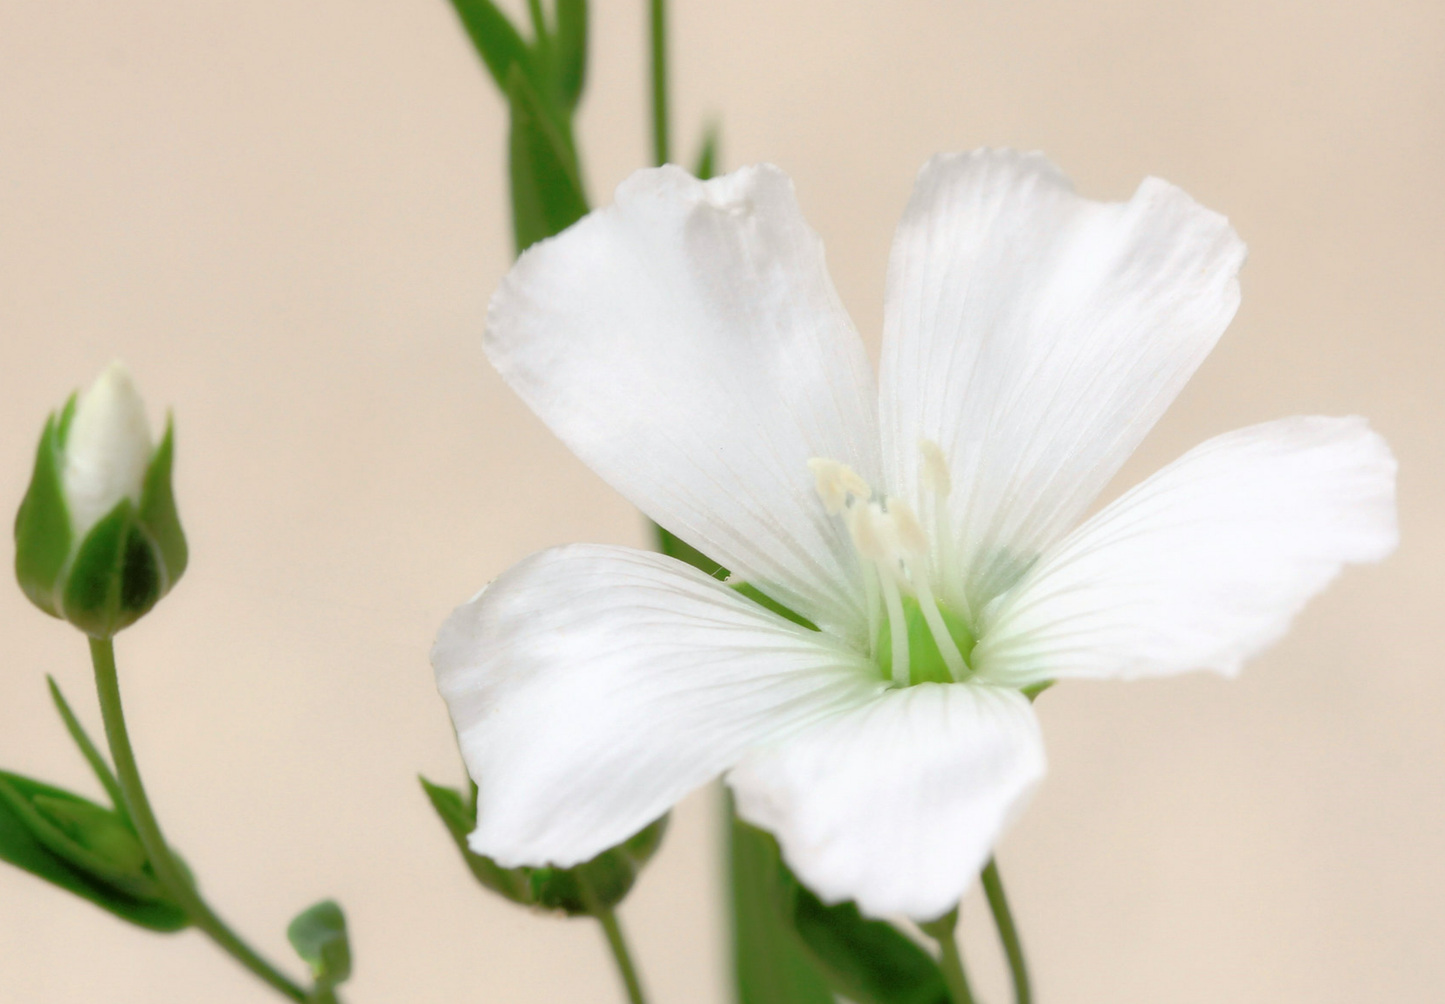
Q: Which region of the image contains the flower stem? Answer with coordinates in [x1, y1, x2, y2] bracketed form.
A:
[982, 858, 1031, 1004]
[920, 907, 976, 1004]
[594, 906, 649, 1004]
[89, 637, 310, 1003]
[649, 0, 669, 165]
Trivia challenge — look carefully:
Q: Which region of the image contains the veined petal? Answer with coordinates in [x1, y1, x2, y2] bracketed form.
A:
[973, 417, 1398, 687]
[486, 165, 881, 641]
[728, 682, 1045, 920]
[879, 150, 1247, 610]
[433, 544, 880, 869]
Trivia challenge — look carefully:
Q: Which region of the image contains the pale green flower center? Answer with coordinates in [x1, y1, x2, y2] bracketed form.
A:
[809, 445, 975, 687]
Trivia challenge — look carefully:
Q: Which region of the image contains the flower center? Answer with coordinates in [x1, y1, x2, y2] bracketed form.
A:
[809, 445, 973, 687]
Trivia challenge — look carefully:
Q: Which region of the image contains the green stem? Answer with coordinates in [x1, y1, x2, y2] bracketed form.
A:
[982, 858, 1031, 1004]
[649, 0, 669, 165]
[920, 907, 976, 1004]
[594, 906, 649, 1004]
[89, 637, 310, 1003]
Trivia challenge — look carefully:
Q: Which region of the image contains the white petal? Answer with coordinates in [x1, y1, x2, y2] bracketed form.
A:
[432, 543, 880, 868]
[973, 417, 1398, 687]
[879, 150, 1247, 609]
[62, 361, 154, 540]
[729, 682, 1045, 920]
[486, 165, 880, 640]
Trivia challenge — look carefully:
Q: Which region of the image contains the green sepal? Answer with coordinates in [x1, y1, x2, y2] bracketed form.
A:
[506, 64, 588, 253]
[693, 123, 720, 181]
[447, 0, 534, 94]
[729, 805, 834, 1004]
[1021, 680, 1054, 702]
[287, 900, 352, 992]
[421, 776, 667, 915]
[554, 0, 587, 110]
[59, 499, 165, 638]
[13, 410, 73, 617]
[656, 524, 727, 578]
[736, 816, 949, 1004]
[136, 417, 188, 594]
[0, 770, 187, 932]
[784, 874, 949, 1004]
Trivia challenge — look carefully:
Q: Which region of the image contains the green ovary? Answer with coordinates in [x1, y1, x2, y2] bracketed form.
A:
[876, 595, 977, 685]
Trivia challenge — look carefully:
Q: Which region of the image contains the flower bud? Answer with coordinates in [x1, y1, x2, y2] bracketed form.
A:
[13, 362, 188, 637]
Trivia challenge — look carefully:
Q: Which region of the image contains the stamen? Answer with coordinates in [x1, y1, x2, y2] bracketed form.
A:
[887, 499, 967, 682]
[919, 439, 951, 498]
[876, 559, 911, 687]
[808, 458, 872, 515]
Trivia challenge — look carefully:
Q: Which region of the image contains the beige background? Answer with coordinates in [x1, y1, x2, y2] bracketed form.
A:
[1, 0, 1441, 1001]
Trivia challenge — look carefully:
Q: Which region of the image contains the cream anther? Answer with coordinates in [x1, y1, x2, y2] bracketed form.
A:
[808, 458, 872, 515]
[886, 499, 929, 557]
[920, 440, 951, 498]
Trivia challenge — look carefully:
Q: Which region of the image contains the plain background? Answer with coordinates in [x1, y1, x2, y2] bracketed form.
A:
[1, 0, 1441, 1001]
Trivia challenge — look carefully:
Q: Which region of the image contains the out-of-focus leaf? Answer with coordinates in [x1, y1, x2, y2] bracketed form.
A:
[729, 806, 834, 1004]
[447, 0, 533, 92]
[694, 123, 719, 180]
[506, 65, 588, 253]
[287, 900, 351, 989]
[554, 0, 587, 109]
[0, 770, 186, 932]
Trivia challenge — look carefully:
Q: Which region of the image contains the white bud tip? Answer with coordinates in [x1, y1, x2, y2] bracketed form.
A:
[62, 361, 154, 540]
[919, 440, 951, 497]
[808, 457, 872, 515]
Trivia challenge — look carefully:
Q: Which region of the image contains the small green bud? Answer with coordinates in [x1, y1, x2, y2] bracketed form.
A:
[14, 362, 187, 637]
[287, 900, 352, 995]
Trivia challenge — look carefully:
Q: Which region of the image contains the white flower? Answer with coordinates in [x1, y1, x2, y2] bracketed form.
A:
[433, 151, 1398, 920]
[62, 361, 154, 541]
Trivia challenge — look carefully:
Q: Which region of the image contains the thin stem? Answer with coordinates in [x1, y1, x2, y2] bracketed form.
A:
[920, 907, 976, 1004]
[89, 637, 310, 1003]
[982, 858, 1032, 1004]
[595, 906, 649, 1004]
[649, 0, 669, 165]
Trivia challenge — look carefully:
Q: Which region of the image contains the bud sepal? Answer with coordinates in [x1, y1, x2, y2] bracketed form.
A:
[14, 366, 187, 637]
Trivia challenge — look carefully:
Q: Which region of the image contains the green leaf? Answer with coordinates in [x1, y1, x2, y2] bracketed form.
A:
[786, 878, 949, 1004]
[729, 807, 834, 1004]
[507, 64, 588, 253]
[13, 411, 72, 616]
[693, 123, 720, 180]
[0, 771, 187, 932]
[48, 675, 128, 819]
[447, 0, 534, 93]
[136, 418, 188, 593]
[287, 900, 352, 989]
[554, 0, 587, 109]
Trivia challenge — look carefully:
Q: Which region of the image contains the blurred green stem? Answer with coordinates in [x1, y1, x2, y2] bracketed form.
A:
[920, 907, 976, 1004]
[982, 859, 1031, 1004]
[89, 637, 310, 1003]
[650, 0, 669, 164]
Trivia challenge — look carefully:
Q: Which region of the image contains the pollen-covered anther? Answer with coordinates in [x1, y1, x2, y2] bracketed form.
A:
[808, 458, 872, 515]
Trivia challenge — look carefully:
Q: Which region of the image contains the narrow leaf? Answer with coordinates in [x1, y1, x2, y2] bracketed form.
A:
[729, 806, 833, 1004]
[447, 0, 533, 92]
[554, 0, 587, 109]
[47, 675, 127, 818]
[693, 123, 720, 180]
[506, 64, 588, 253]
